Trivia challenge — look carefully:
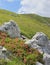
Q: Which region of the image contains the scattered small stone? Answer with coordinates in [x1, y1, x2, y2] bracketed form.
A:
[0, 46, 7, 59]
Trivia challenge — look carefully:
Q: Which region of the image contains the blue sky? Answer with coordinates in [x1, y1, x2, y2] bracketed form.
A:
[0, 0, 50, 17]
[0, 0, 21, 12]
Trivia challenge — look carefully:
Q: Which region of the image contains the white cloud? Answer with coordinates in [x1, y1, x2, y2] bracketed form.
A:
[18, 0, 50, 17]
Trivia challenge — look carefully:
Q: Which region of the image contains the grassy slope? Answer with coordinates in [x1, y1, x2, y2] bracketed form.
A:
[0, 9, 50, 39]
[0, 32, 43, 65]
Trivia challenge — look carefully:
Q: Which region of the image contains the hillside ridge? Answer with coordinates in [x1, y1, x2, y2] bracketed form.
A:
[0, 9, 50, 39]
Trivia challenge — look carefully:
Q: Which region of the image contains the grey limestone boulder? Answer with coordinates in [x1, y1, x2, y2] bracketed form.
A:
[46, 43, 50, 54]
[25, 39, 43, 54]
[0, 20, 20, 38]
[32, 32, 49, 46]
[31, 44, 43, 54]
[43, 53, 50, 65]
[25, 32, 49, 46]
[25, 32, 49, 54]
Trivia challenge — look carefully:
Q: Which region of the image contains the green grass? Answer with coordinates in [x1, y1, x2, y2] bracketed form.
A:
[0, 9, 50, 39]
[0, 58, 25, 65]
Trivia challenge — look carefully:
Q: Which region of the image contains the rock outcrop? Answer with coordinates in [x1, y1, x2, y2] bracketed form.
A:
[25, 32, 50, 65]
[43, 53, 50, 65]
[0, 20, 20, 38]
[25, 32, 49, 54]
[32, 32, 49, 46]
